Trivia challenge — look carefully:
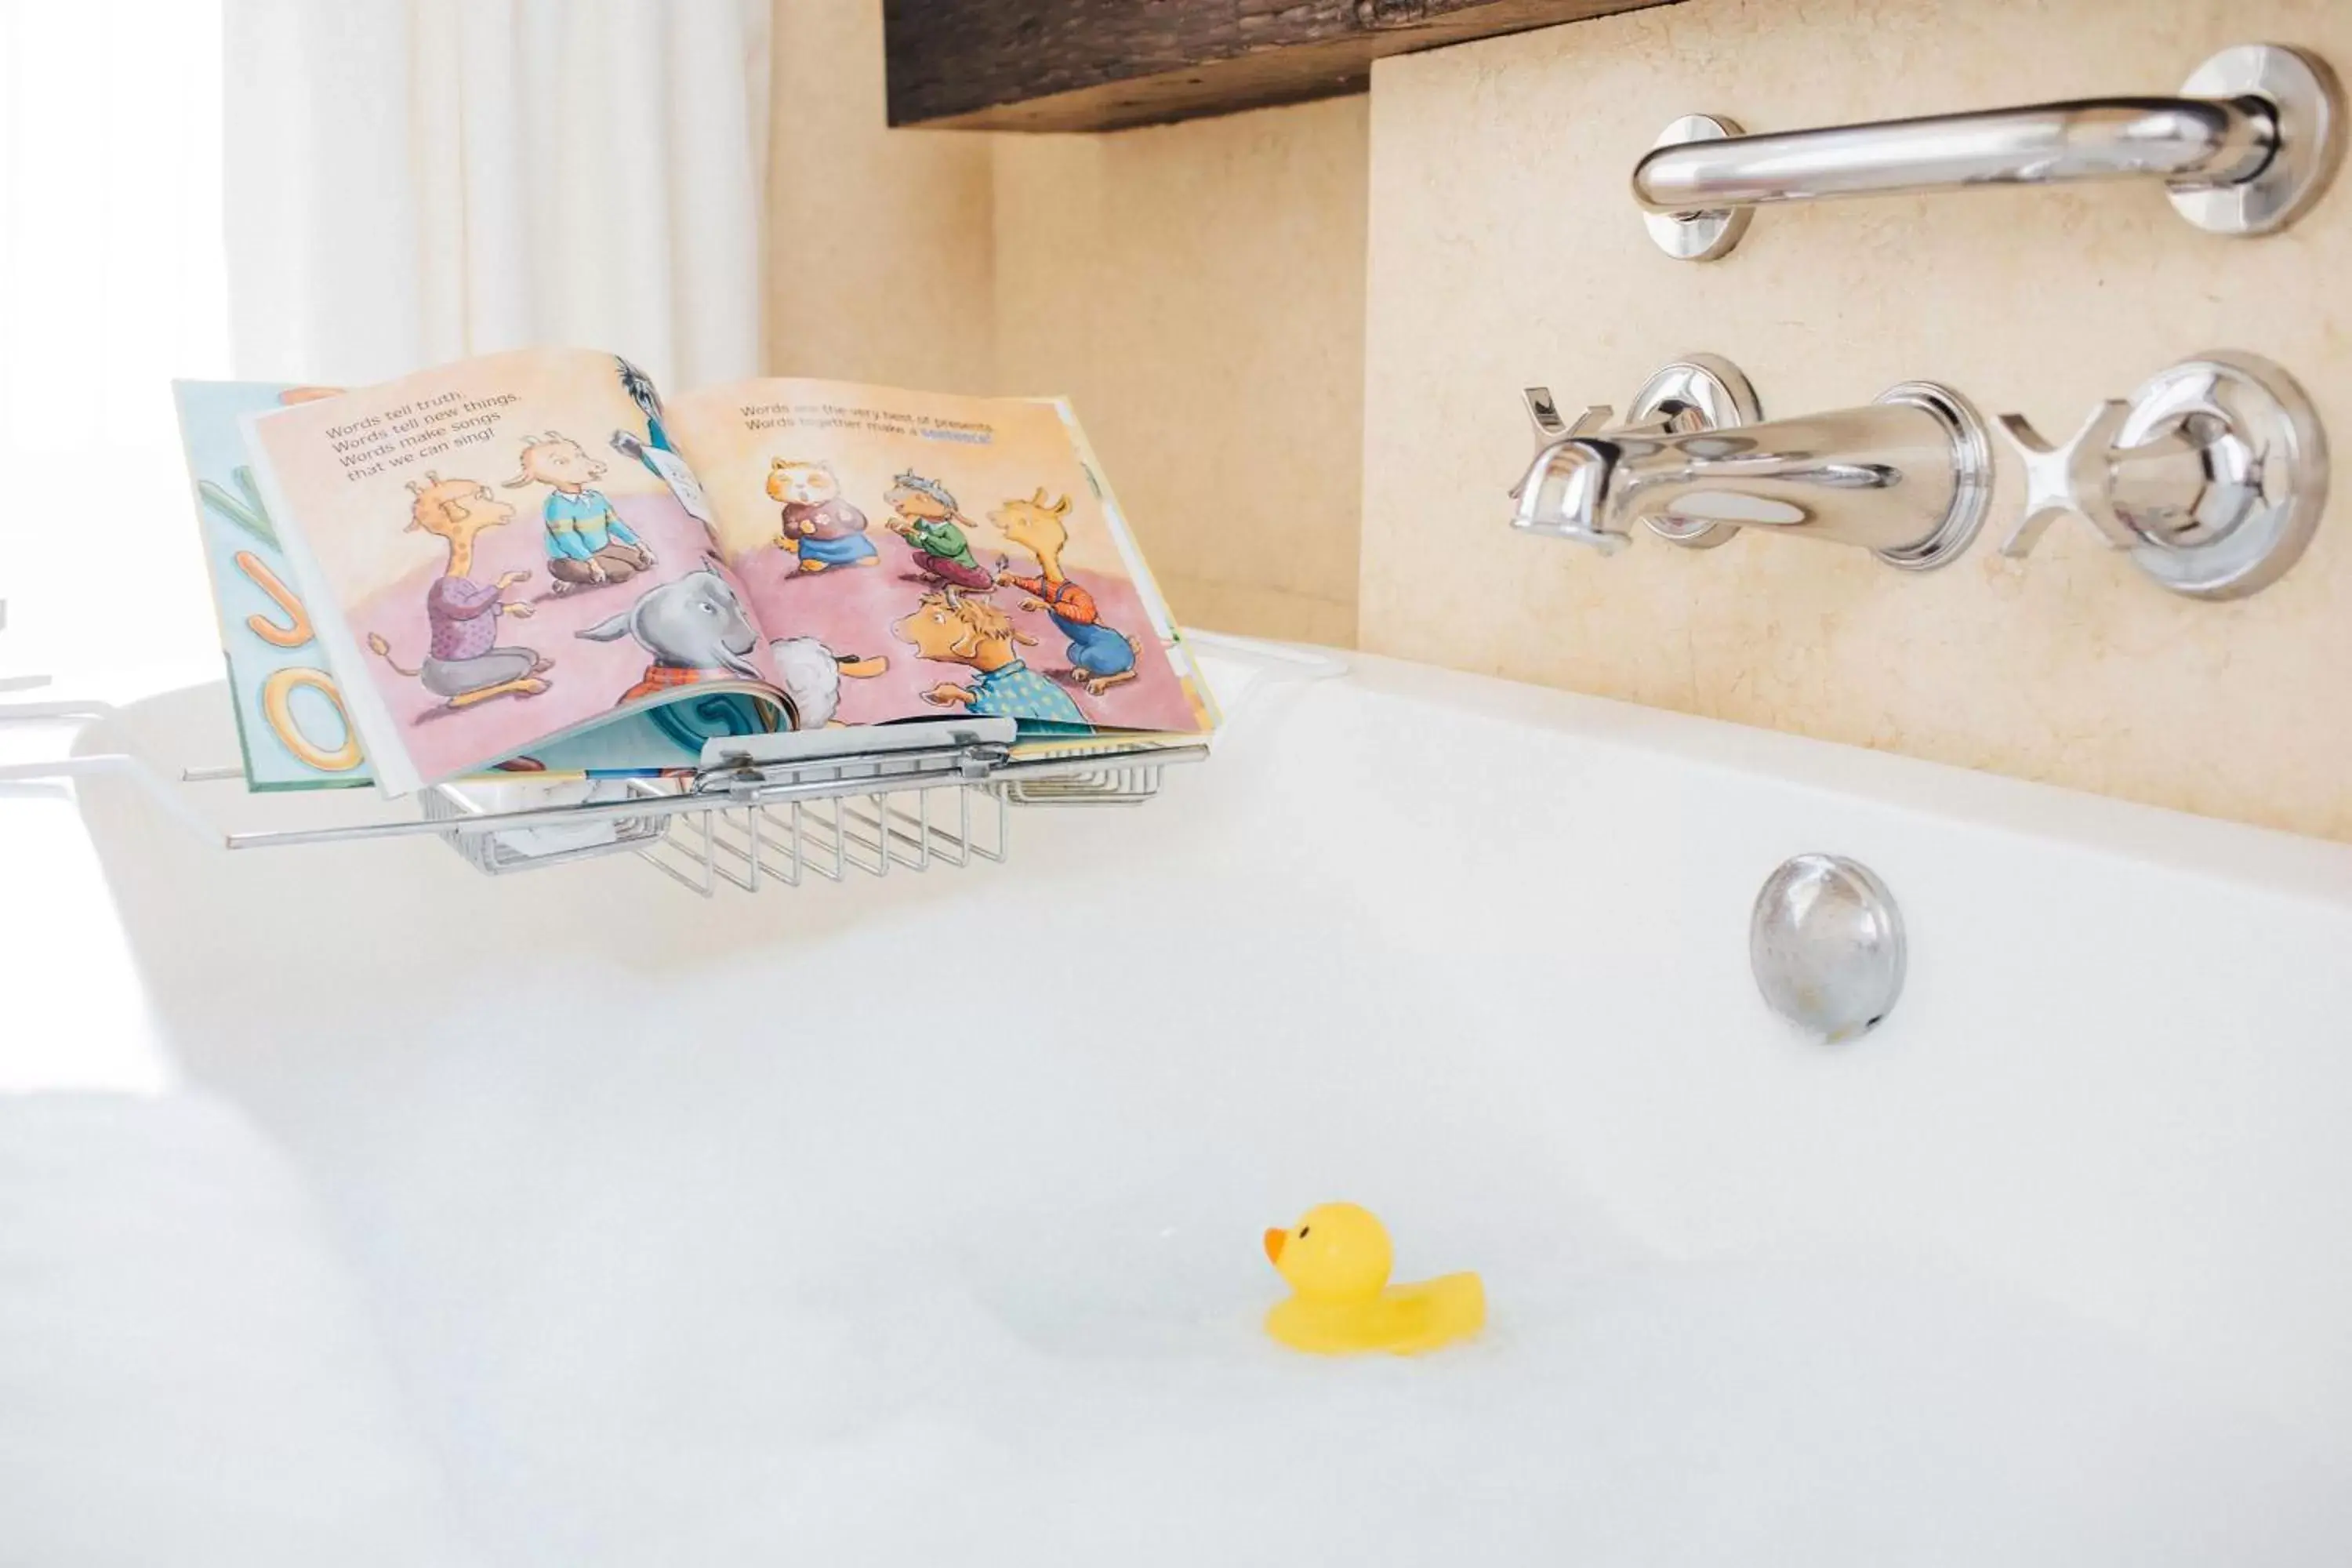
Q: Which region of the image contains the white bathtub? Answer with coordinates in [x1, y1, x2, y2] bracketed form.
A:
[8, 644, 2352, 1566]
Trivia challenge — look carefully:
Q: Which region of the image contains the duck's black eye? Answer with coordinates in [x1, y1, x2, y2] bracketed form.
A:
[1298, 1225, 1311, 1239]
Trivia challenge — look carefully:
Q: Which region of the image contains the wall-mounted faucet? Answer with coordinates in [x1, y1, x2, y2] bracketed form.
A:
[1511, 355, 1993, 572]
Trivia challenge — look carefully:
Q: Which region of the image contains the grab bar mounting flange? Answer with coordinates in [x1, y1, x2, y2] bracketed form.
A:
[1642, 114, 1753, 261]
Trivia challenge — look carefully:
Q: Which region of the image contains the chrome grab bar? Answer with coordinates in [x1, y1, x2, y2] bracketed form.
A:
[1633, 44, 2343, 260]
[1637, 99, 2275, 211]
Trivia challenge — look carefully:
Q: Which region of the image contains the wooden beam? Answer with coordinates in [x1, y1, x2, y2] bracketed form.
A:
[883, 0, 1682, 132]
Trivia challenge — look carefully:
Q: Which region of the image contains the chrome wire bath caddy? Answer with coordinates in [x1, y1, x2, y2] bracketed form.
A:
[3, 702, 1203, 898]
[412, 721, 1204, 898]
[0, 632, 1339, 898]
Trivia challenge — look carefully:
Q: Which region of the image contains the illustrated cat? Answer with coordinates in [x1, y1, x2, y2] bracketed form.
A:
[767, 459, 838, 509]
[766, 458, 877, 572]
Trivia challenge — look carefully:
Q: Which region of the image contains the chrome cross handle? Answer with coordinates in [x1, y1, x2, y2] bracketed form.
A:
[1994, 401, 2152, 557]
[1521, 387, 1613, 446]
[1992, 353, 2329, 599]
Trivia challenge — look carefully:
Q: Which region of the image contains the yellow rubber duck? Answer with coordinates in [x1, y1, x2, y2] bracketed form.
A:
[1261, 1202, 1486, 1356]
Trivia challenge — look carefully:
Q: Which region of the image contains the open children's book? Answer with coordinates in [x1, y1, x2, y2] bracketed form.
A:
[177, 349, 1216, 797]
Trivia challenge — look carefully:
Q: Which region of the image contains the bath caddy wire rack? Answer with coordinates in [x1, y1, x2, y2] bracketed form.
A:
[0, 630, 1334, 898]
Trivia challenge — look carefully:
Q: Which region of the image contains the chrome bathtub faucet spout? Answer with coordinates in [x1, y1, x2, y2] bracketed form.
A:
[1509, 357, 1993, 572]
[1510, 438, 1629, 556]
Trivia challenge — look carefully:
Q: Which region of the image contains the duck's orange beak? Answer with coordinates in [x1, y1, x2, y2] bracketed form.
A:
[1263, 1228, 1287, 1265]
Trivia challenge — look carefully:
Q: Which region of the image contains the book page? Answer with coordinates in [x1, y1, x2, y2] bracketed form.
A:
[664, 379, 1214, 743]
[242, 348, 787, 794]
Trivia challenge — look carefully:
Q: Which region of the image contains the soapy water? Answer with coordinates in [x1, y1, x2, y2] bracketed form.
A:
[716, 1223, 2346, 1568]
[356, 1157, 2352, 1568]
[224, 962, 2352, 1567]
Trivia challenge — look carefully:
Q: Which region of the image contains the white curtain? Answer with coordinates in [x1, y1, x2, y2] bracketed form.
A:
[0, 0, 233, 682]
[223, 0, 768, 394]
